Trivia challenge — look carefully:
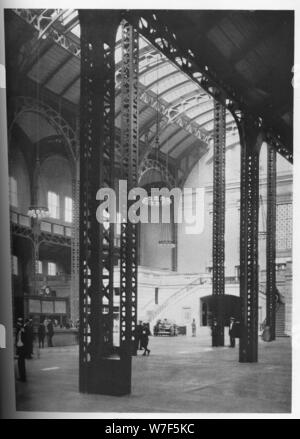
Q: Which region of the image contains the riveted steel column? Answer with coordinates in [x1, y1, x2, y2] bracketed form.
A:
[79, 10, 129, 395]
[266, 145, 277, 341]
[119, 20, 139, 357]
[212, 100, 226, 347]
[71, 157, 80, 323]
[238, 115, 262, 363]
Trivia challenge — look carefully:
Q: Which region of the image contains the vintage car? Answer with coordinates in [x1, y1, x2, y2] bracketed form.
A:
[153, 319, 178, 336]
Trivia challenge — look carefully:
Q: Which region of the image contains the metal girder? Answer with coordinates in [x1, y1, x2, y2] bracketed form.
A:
[238, 115, 262, 363]
[79, 10, 131, 396]
[266, 145, 277, 341]
[265, 132, 293, 164]
[15, 9, 212, 149]
[11, 222, 71, 247]
[125, 11, 292, 163]
[39, 231, 71, 247]
[119, 20, 139, 358]
[139, 88, 211, 144]
[11, 223, 33, 241]
[212, 100, 226, 347]
[13, 9, 81, 58]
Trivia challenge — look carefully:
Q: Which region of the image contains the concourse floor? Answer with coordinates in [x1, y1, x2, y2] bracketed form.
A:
[15, 330, 291, 414]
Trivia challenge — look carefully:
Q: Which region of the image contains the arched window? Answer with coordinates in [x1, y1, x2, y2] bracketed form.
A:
[48, 191, 60, 219]
[64, 196, 73, 223]
[9, 176, 18, 207]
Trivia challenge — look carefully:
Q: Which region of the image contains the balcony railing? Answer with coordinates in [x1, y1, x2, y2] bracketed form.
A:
[11, 210, 72, 239]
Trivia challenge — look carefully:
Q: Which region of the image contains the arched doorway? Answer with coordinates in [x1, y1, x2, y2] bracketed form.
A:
[200, 295, 241, 327]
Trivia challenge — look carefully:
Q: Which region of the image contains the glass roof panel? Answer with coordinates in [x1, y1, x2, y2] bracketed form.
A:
[185, 100, 213, 119]
[61, 10, 78, 26]
[194, 111, 214, 127]
[201, 120, 214, 131]
[71, 24, 80, 38]
[153, 72, 185, 95]
[140, 62, 177, 87]
[162, 82, 199, 103]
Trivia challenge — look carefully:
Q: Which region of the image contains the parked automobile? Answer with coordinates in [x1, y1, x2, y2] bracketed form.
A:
[153, 319, 178, 336]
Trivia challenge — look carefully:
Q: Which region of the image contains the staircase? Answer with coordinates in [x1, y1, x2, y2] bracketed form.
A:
[148, 276, 202, 323]
[276, 303, 286, 337]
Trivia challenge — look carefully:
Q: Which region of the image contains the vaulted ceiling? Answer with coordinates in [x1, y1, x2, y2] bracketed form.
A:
[5, 8, 294, 177]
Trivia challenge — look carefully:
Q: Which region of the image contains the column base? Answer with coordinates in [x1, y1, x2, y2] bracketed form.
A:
[80, 356, 132, 396]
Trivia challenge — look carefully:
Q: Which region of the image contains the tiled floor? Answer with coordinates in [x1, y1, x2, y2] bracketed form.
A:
[15, 330, 291, 415]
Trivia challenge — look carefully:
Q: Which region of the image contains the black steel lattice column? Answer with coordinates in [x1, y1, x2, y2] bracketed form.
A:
[212, 100, 226, 347]
[266, 145, 277, 341]
[79, 11, 131, 395]
[71, 157, 80, 323]
[119, 20, 139, 357]
[238, 115, 262, 363]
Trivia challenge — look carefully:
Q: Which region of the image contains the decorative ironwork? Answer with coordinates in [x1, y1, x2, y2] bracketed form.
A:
[138, 86, 212, 144]
[237, 114, 262, 363]
[8, 96, 77, 172]
[126, 11, 292, 163]
[265, 132, 293, 164]
[119, 20, 139, 357]
[11, 213, 71, 247]
[13, 9, 81, 58]
[266, 145, 277, 341]
[212, 99, 226, 347]
[138, 157, 176, 188]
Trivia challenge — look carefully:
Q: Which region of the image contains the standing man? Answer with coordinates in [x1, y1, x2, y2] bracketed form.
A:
[47, 319, 54, 347]
[15, 318, 26, 382]
[191, 318, 196, 337]
[38, 321, 46, 348]
[24, 319, 34, 359]
[135, 320, 143, 351]
[229, 317, 236, 348]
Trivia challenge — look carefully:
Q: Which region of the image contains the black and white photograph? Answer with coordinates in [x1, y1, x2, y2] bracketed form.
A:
[0, 0, 298, 420]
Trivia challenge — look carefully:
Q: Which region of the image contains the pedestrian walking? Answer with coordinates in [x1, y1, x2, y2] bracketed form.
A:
[15, 318, 26, 382]
[141, 322, 151, 356]
[135, 320, 143, 351]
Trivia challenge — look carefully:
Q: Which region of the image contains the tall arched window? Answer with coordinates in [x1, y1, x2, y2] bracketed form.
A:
[48, 191, 60, 219]
[9, 176, 18, 207]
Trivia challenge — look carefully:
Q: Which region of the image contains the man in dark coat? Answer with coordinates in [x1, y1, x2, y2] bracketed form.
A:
[47, 320, 54, 347]
[135, 320, 143, 351]
[141, 323, 151, 356]
[38, 322, 46, 348]
[24, 319, 34, 359]
[15, 318, 26, 382]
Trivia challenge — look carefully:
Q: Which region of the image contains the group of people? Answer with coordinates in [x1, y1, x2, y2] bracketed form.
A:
[15, 317, 55, 382]
[211, 316, 240, 347]
[135, 321, 151, 356]
[38, 319, 55, 348]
